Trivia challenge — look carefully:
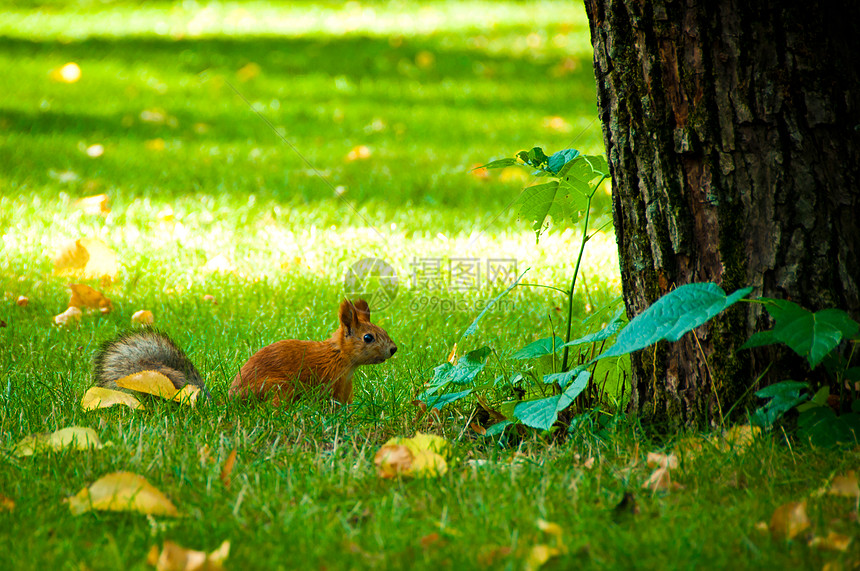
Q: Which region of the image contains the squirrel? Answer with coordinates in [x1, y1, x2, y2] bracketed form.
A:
[229, 299, 397, 405]
[94, 329, 208, 396]
[92, 299, 396, 405]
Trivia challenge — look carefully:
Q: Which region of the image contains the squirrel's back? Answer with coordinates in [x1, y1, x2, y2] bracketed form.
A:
[94, 329, 204, 392]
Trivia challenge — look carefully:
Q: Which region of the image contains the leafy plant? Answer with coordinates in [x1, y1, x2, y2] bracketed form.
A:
[745, 299, 860, 446]
[419, 146, 754, 436]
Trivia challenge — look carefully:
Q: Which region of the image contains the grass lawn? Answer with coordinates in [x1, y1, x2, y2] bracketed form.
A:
[1, 1, 858, 569]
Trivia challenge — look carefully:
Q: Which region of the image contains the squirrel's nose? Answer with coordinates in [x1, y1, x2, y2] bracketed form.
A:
[390, 346, 397, 356]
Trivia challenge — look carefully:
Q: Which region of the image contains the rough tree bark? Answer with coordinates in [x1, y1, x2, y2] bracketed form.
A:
[584, 1, 860, 427]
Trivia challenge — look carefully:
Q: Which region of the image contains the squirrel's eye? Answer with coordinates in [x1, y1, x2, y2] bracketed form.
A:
[363, 333, 374, 343]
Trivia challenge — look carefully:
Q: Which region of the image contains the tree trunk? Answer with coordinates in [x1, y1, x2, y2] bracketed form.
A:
[584, 0, 860, 427]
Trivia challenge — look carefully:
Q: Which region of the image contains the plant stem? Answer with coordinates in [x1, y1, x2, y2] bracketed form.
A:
[561, 180, 603, 372]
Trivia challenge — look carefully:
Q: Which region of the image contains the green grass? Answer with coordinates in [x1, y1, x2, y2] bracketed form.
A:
[1, 1, 858, 569]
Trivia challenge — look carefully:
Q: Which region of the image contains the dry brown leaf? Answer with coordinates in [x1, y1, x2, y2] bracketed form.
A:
[132, 310, 155, 326]
[770, 500, 811, 540]
[81, 386, 144, 411]
[68, 283, 113, 313]
[13, 426, 103, 457]
[646, 452, 679, 470]
[374, 444, 414, 479]
[16, 296, 28, 307]
[115, 371, 200, 407]
[582, 457, 596, 470]
[149, 540, 230, 571]
[829, 471, 860, 499]
[642, 467, 676, 492]
[0, 494, 14, 512]
[810, 531, 853, 552]
[77, 194, 110, 215]
[220, 449, 237, 488]
[470, 422, 487, 436]
[54, 306, 82, 327]
[67, 471, 180, 516]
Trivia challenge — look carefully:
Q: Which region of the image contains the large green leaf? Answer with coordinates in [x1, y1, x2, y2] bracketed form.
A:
[511, 336, 564, 360]
[759, 299, 859, 369]
[599, 283, 753, 358]
[422, 389, 473, 410]
[423, 346, 491, 395]
[477, 157, 518, 170]
[563, 308, 624, 348]
[514, 371, 590, 431]
[750, 380, 810, 428]
[547, 148, 580, 175]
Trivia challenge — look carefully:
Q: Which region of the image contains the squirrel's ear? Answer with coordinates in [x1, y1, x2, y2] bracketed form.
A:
[339, 299, 359, 335]
[353, 299, 371, 322]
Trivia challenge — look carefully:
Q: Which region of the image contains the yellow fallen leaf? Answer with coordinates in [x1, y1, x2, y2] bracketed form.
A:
[68, 283, 113, 314]
[145, 138, 166, 151]
[415, 50, 435, 69]
[346, 145, 371, 161]
[149, 539, 231, 571]
[76, 193, 110, 215]
[375, 433, 451, 478]
[53, 239, 90, 274]
[499, 166, 529, 184]
[51, 62, 81, 83]
[78, 237, 118, 279]
[829, 471, 860, 499]
[13, 426, 103, 457]
[81, 386, 144, 411]
[54, 306, 82, 327]
[411, 449, 448, 477]
[447, 343, 458, 364]
[542, 116, 572, 133]
[536, 519, 563, 539]
[132, 310, 155, 326]
[809, 531, 853, 552]
[770, 501, 811, 540]
[237, 62, 261, 82]
[722, 425, 760, 451]
[67, 471, 180, 517]
[524, 544, 560, 571]
[115, 370, 200, 407]
[53, 238, 118, 279]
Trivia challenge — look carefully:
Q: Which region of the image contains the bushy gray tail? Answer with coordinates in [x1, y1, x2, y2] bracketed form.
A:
[94, 330, 207, 396]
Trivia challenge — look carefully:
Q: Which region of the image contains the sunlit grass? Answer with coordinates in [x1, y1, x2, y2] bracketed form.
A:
[6, 3, 856, 570]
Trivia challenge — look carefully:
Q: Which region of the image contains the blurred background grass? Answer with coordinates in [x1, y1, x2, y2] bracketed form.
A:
[0, 0, 620, 398]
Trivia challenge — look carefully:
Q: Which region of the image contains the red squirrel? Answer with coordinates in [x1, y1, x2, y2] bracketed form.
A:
[229, 299, 397, 404]
[92, 299, 396, 405]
